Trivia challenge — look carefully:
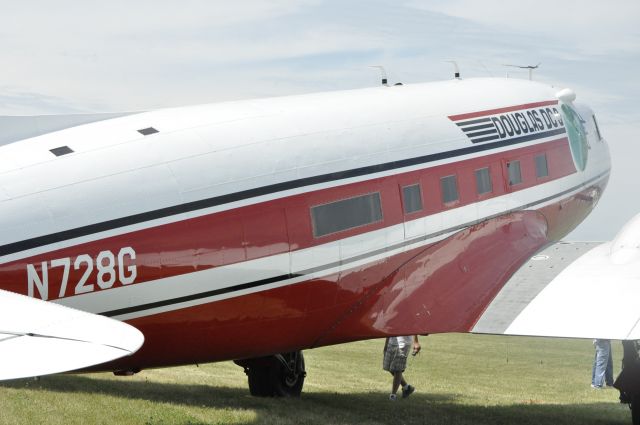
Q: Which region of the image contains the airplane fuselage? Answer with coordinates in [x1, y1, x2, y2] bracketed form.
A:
[0, 78, 611, 371]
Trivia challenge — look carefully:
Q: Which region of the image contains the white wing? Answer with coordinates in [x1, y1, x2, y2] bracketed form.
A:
[473, 213, 640, 340]
[0, 289, 144, 380]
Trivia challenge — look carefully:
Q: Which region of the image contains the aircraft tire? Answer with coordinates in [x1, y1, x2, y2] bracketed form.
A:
[243, 351, 305, 397]
[271, 351, 305, 397]
[247, 367, 275, 396]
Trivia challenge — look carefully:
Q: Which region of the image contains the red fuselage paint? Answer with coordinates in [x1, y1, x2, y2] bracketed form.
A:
[0, 88, 611, 371]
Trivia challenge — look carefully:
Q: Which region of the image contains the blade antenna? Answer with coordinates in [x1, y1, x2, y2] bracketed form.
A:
[369, 65, 388, 86]
[445, 61, 461, 79]
[503, 63, 541, 81]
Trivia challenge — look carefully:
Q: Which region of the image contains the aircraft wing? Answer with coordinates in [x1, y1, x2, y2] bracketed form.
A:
[0, 289, 144, 380]
[473, 213, 640, 340]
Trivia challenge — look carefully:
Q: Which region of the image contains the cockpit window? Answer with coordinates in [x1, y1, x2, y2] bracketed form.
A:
[592, 115, 603, 141]
[560, 104, 589, 171]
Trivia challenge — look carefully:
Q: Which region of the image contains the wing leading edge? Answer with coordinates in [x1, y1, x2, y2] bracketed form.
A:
[0, 289, 144, 380]
[473, 213, 640, 340]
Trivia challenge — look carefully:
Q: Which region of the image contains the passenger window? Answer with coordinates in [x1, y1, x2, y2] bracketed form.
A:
[507, 160, 522, 186]
[440, 175, 459, 203]
[475, 167, 492, 195]
[402, 184, 423, 214]
[311, 193, 383, 237]
[535, 154, 549, 178]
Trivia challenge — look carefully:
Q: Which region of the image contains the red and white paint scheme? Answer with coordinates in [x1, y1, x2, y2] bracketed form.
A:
[0, 77, 616, 394]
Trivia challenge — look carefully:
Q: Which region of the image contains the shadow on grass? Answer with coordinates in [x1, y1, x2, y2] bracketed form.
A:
[0, 375, 631, 425]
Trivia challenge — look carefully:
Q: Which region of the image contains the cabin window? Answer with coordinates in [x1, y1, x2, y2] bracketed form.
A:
[475, 167, 492, 195]
[402, 184, 423, 214]
[440, 175, 459, 204]
[535, 154, 549, 178]
[507, 160, 522, 186]
[311, 192, 383, 237]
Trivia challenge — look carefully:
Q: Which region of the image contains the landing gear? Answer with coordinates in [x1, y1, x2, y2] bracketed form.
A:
[617, 341, 640, 425]
[235, 351, 306, 397]
[632, 396, 640, 425]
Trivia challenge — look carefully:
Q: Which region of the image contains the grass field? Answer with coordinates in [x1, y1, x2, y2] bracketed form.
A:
[0, 334, 631, 425]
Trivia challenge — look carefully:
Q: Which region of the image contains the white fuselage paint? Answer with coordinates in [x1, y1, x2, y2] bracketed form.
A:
[0, 78, 611, 325]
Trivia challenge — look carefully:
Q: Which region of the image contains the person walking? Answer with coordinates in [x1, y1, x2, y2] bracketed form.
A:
[614, 340, 640, 425]
[592, 338, 614, 389]
[383, 335, 421, 400]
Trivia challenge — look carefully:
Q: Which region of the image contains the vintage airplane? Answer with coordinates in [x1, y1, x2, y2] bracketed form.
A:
[1, 75, 636, 401]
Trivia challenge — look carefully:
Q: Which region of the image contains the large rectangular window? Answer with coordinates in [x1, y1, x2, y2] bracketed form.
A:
[311, 192, 383, 237]
[475, 167, 492, 195]
[402, 184, 423, 214]
[507, 160, 522, 186]
[535, 154, 549, 178]
[440, 175, 459, 204]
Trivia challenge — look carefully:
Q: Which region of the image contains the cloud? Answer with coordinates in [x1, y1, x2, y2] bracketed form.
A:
[0, 1, 318, 37]
[0, 88, 104, 115]
[1, 1, 638, 119]
[0, 1, 394, 110]
[0, 0, 638, 240]
[407, 0, 640, 55]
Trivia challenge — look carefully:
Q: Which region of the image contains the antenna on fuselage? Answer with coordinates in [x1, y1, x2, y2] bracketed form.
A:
[369, 66, 389, 86]
[503, 63, 540, 81]
[445, 61, 461, 79]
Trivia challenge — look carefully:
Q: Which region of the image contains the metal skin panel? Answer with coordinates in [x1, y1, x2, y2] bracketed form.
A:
[90, 182, 603, 372]
[0, 139, 576, 307]
[317, 210, 550, 344]
[472, 241, 604, 335]
[0, 157, 608, 371]
[0, 79, 566, 249]
[0, 77, 613, 373]
[487, 211, 640, 340]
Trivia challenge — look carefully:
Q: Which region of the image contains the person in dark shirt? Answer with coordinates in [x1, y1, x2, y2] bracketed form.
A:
[615, 341, 640, 425]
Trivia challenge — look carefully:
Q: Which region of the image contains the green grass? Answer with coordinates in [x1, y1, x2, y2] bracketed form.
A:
[0, 334, 630, 424]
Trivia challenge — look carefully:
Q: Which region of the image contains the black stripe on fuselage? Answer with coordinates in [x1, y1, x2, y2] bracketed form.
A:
[455, 118, 491, 126]
[467, 129, 498, 138]
[101, 223, 463, 317]
[0, 127, 567, 257]
[100, 170, 610, 318]
[101, 273, 304, 317]
[462, 123, 495, 132]
[471, 127, 564, 144]
[472, 134, 501, 143]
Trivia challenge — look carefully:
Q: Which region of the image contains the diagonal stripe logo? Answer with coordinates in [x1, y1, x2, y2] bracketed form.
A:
[449, 101, 567, 144]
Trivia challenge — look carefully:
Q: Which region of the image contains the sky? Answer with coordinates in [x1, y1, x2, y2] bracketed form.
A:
[1, 0, 638, 240]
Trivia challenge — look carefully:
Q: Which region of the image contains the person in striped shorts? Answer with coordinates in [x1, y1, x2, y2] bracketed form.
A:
[383, 335, 421, 401]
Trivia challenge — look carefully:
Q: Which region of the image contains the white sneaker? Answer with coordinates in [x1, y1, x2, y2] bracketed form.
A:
[389, 393, 397, 401]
